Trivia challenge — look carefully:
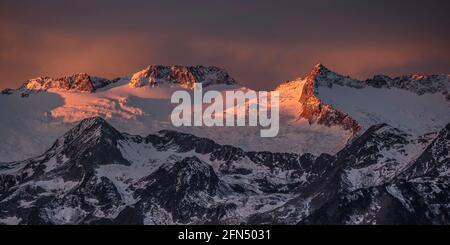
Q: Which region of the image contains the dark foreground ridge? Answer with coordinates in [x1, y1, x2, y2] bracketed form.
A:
[0, 117, 448, 224]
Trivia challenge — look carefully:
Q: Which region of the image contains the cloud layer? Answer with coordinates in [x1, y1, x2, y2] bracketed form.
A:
[1, 0, 449, 90]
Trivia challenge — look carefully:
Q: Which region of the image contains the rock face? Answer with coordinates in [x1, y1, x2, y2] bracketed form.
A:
[365, 74, 450, 97]
[21, 73, 117, 93]
[399, 123, 450, 180]
[0, 117, 330, 224]
[5, 65, 236, 94]
[276, 64, 362, 134]
[253, 123, 450, 225]
[1, 88, 14, 95]
[298, 64, 362, 134]
[306, 63, 450, 97]
[337, 124, 429, 192]
[0, 117, 448, 225]
[129, 65, 236, 88]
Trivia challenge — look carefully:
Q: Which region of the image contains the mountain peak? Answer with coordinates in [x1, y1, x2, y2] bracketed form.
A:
[129, 65, 237, 88]
[274, 63, 334, 90]
[20, 73, 115, 93]
[306, 63, 333, 78]
[77, 116, 110, 129]
[303, 63, 359, 88]
[60, 117, 123, 144]
[48, 116, 128, 166]
[274, 63, 362, 135]
[313, 63, 329, 72]
[303, 63, 449, 96]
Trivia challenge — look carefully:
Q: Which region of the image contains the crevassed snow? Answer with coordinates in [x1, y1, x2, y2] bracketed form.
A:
[0, 82, 351, 162]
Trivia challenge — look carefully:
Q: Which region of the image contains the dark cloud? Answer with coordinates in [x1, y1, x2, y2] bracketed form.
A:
[1, 0, 449, 90]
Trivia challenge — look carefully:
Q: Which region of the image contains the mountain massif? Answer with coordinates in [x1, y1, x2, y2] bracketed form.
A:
[0, 64, 449, 224]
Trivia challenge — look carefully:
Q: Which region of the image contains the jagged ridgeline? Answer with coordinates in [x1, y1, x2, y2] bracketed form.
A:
[0, 64, 449, 224]
[0, 117, 449, 224]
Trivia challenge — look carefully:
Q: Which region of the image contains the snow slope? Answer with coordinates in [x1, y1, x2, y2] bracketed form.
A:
[318, 84, 449, 135]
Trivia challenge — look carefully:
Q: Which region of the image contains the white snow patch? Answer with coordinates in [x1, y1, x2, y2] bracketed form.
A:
[0, 216, 22, 225]
[386, 185, 414, 212]
[45, 206, 87, 225]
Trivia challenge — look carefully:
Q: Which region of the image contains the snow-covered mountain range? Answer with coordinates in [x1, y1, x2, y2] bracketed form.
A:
[0, 64, 449, 224]
[1, 64, 448, 162]
[0, 117, 448, 224]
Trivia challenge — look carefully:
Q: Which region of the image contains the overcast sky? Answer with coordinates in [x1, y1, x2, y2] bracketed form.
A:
[1, 0, 449, 90]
